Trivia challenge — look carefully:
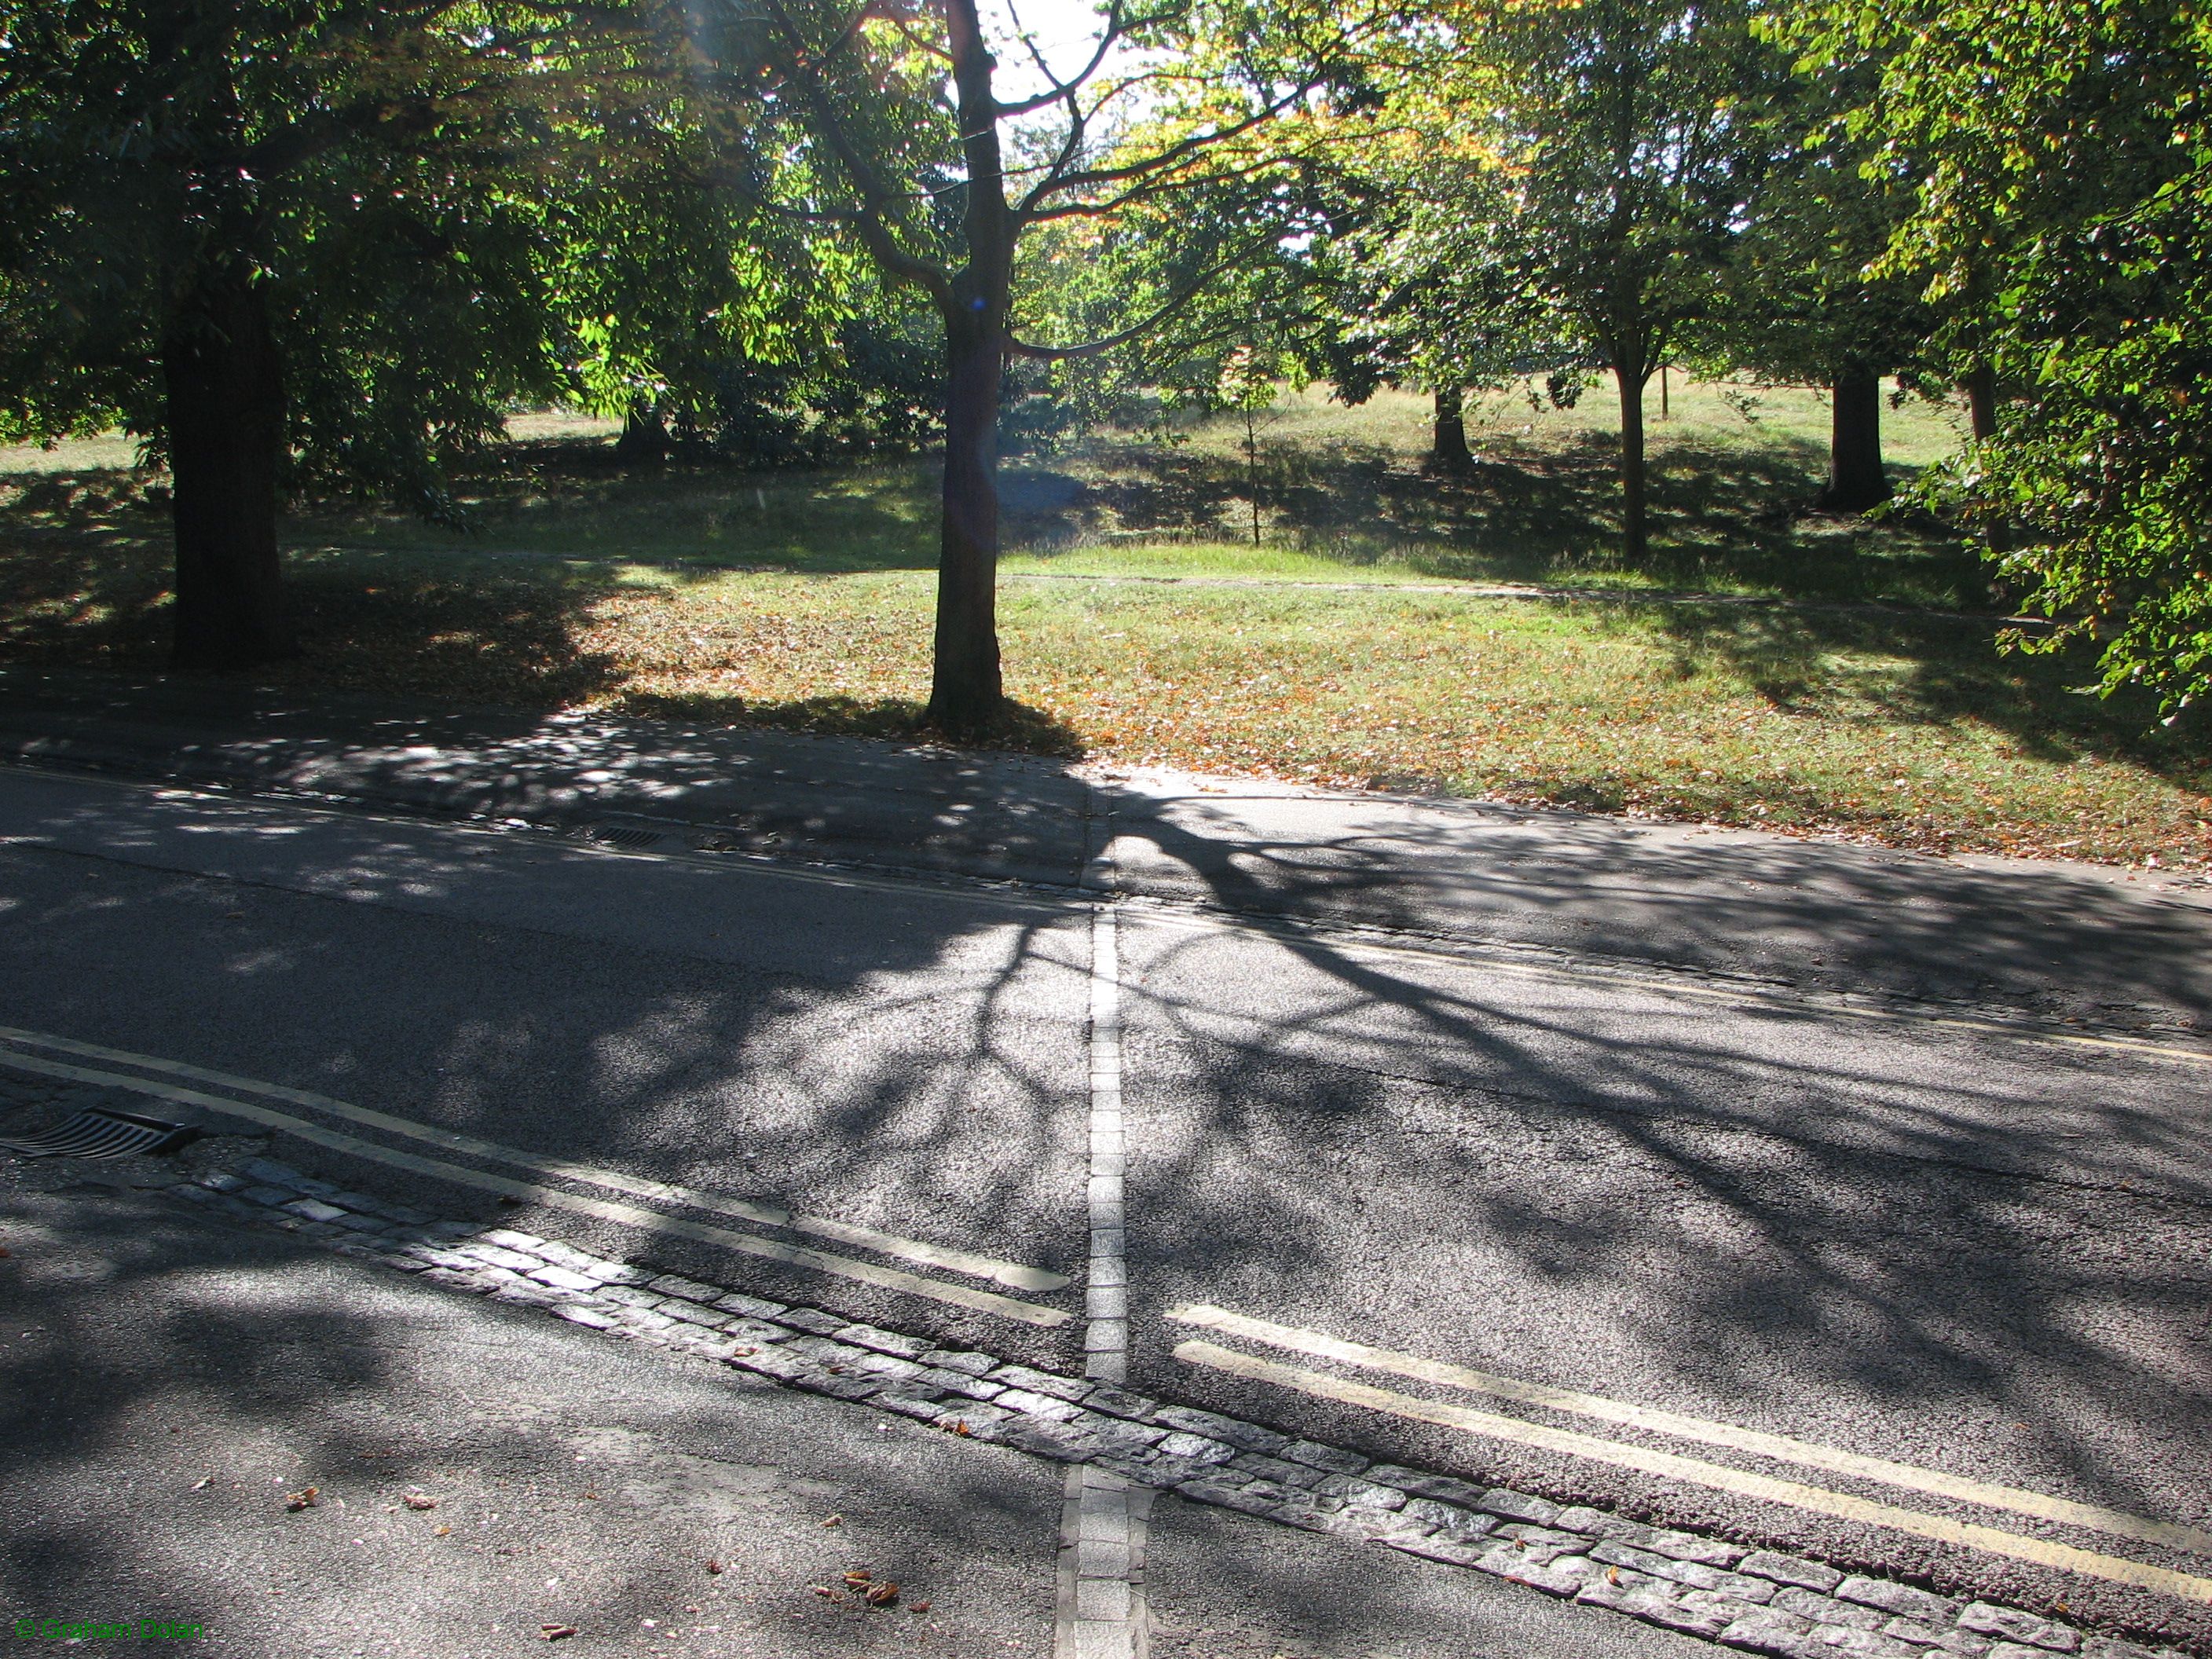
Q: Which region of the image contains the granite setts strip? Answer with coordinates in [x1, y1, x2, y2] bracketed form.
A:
[170, 1157, 2188, 1659]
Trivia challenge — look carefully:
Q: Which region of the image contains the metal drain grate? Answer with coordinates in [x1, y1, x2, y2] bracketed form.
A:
[0, 1108, 197, 1159]
[581, 826, 665, 850]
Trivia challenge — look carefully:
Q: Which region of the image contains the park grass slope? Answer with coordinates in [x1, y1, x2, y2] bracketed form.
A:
[2, 384, 2207, 870]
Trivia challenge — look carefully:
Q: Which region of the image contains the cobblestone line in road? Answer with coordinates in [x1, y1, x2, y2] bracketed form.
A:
[1061, 903, 1148, 1659]
[138, 1153, 2192, 1659]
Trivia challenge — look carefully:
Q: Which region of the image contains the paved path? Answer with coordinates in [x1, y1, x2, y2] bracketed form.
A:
[2, 666, 2207, 1027]
[2, 1170, 1721, 1657]
[1, 681, 2208, 1654]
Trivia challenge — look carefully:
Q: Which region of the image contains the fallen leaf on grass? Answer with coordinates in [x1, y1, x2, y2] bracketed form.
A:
[285, 1488, 319, 1511]
[540, 1624, 578, 1641]
[403, 1492, 438, 1511]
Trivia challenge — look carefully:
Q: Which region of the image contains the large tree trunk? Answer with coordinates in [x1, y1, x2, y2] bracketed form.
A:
[1617, 365, 1649, 564]
[1820, 368, 1891, 513]
[615, 399, 670, 465]
[1431, 386, 1471, 471]
[1964, 362, 1998, 441]
[926, 312, 1004, 734]
[921, 0, 1013, 735]
[164, 262, 292, 672]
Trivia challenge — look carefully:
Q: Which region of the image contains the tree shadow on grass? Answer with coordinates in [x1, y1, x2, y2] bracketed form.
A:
[0, 503, 1083, 760]
[0, 441, 2183, 786]
[1624, 599, 2208, 778]
[1048, 431, 1991, 609]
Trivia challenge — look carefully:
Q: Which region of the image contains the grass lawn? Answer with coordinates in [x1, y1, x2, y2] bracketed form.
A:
[3, 380, 2208, 870]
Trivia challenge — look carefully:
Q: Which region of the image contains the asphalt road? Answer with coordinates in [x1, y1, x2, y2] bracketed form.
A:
[0, 1152, 1724, 1657]
[0, 746, 2207, 1651]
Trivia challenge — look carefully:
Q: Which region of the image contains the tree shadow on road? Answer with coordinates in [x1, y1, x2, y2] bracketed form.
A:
[0, 1181, 1064, 1654]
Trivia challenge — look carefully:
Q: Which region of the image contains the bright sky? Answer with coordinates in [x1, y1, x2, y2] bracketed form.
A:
[979, 0, 1160, 108]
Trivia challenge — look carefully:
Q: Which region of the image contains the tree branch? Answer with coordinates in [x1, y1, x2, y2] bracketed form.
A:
[1005, 232, 1284, 358]
[736, 0, 958, 309]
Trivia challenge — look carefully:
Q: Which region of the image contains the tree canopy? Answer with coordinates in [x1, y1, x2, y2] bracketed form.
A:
[1, 0, 2207, 727]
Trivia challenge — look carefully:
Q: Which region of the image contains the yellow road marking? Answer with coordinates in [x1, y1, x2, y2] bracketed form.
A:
[1174, 1339, 2212, 1603]
[1167, 1304, 2212, 1559]
[0, 1046, 1068, 1327]
[0, 1023, 1067, 1293]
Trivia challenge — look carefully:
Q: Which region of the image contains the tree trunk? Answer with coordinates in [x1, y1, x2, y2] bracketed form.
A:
[1617, 365, 1649, 563]
[615, 400, 670, 465]
[1964, 362, 1997, 441]
[926, 313, 1004, 734]
[1431, 386, 1471, 471]
[164, 262, 292, 672]
[1820, 368, 1891, 513]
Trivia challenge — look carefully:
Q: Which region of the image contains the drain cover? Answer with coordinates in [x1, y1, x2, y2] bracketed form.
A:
[0, 1108, 197, 1159]
[582, 826, 664, 850]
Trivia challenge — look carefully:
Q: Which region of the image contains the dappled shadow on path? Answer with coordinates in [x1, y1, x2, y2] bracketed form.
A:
[0, 1181, 1062, 1652]
[0, 693, 2208, 1639]
[1100, 792, 2212, 1639]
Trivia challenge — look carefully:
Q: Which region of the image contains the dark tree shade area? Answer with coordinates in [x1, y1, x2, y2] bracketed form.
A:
[0, 0, 2207, 722]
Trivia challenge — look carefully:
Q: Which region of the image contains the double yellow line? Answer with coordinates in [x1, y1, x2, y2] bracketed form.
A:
[1168, 1304, 2212, 1603]
[0, 1024, 1071, 1327]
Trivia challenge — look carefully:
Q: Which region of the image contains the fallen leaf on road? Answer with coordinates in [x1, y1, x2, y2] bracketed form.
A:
[403, 1492, 438, 1511]
[191, 1478, 211, 1491]
[811, 1586, 835, 1599]
[705, 1560, 723, 1575]
[285, 1488, 319, 1511]
[841, 1570, 872, 1590]
[909, 1600, 930, 1614]
[820, 1514, 841, 1528]
[863, 1582, 900, 1607]
[540, 1624, 578, 1641]
[948, 1421, 971, 1437]
[729, 1346, 756, 1357]
[433, 1525, 452, 1536]
[1606, 1566, 1621, 1585]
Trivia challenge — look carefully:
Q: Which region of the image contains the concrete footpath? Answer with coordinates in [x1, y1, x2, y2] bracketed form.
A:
[2, 665, 2207, 1027]
[0, 1152, 1727, 1659]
